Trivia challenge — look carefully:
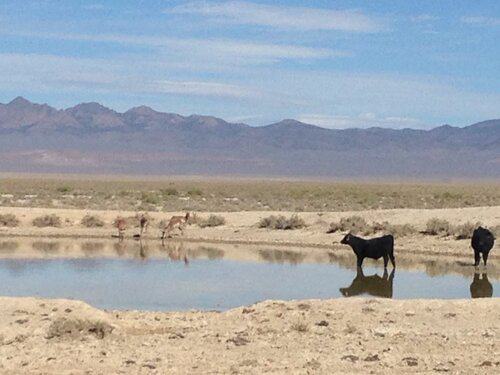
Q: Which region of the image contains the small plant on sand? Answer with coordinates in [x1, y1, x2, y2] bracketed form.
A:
[81, 214, 105, 228]
[56, 186, 72, 193]
[259, 214, 306, 230]
[0, 213, 20, 227]
[32, 214, 62, 228]
[327, 215, 371, 235]
[160, 188, 179, 196]
[425, 218, 452, 236]
[454, 221, 481, 240]
[198, 215, 226, 228]
[291, 320, 309, 333]
[491, 225, 500, 238]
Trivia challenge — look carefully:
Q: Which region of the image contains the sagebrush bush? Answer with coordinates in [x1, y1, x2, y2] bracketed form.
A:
[32, 214, 62, 228]
[81, 214, 105, 228]
[489, 225, 499, 239]
[259, 214, 305, 230]
[454, 221, 480, 240]
[0, 213, 20, 227]
[372, 221, 417, 237]
[198, 215, 226, 228]
[425, 218, 452, 236]
[327, 215, 371, 235]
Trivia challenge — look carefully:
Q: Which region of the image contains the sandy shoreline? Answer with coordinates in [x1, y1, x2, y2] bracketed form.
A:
[1, 205, 499, 259]
[0, 296, 498, 374]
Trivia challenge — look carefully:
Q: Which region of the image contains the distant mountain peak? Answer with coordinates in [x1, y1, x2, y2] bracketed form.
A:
[126, 105, 158, 116]
[8, 96, 34, 107]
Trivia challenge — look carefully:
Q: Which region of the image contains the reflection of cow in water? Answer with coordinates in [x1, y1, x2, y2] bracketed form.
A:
[470, 273, 493, 298]
[340, 268, 395, 298]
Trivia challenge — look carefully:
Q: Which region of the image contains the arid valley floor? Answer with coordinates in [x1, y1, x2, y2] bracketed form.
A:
[0, 176, 498, 373]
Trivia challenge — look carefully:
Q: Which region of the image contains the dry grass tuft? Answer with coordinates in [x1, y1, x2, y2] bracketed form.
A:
[0, 213, 20, 227]
[425, 218, 453, 236]
[81, 214, 105, 228]
[453, 221, 481, 240]
[327, 215, 371, 235]
[372, 221, 417, 237]
[32, 214, 62, 228]
[291, 320, 309, 333]
[198, 215, 226, 228]
[259, 214, 306, 230]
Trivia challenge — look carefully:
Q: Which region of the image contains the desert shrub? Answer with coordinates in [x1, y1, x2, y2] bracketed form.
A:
[491, 225, 500, 238]
[424, 218, 452, 236]
[259, 214, 306, 230]
[141, 192, 161, 205]
[81, 214, 105, 228]
[56, 186, 72, 193]
[454, 221, 480, 240]
[32, 214, 62, 228]
[327, 215, 371, 235]
[0, 213, 20, 227]
[187, 188, 203, 197]
[161, 188, 179, 196]
[371, 221, 417, 237]
[291, 320, 309, 333]
[198, 215, 226, 228]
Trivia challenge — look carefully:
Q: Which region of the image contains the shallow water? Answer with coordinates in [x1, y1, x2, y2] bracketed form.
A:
[0, 240, 497, 311]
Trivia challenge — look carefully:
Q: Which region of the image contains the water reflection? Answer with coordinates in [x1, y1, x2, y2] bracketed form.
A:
[32, 241, 60, 253]
[340, 268, 395, 298]
[259, 249, 306, 265]
[470, 272, 493, 298]
[0, 241, 19, 253]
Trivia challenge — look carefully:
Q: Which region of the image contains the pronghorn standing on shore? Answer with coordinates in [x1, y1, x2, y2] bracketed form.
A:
[161, 212, 191, 242]
[138, 213, 149, 237]
[114, 217, 127, 239]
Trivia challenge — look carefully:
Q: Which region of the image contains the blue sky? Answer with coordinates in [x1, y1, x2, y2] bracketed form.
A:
[0, 0, 499, 128]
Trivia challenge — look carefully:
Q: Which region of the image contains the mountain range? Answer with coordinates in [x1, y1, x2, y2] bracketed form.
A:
[0, 97, 499, 178]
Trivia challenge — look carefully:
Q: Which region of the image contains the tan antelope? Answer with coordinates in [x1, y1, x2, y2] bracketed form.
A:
[161, 212, 191, 242]
[138, 213, 149, 237]
[114, 217, 127, 239]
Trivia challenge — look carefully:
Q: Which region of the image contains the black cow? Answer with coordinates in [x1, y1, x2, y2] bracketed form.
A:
[471, 226, 495, 266]
[340, 267, 395, 298]
[470, 272, 493, 298]
[340, 233, 395, 268]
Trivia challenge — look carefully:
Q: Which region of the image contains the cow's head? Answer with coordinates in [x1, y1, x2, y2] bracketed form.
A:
[340, 233, 352, 245]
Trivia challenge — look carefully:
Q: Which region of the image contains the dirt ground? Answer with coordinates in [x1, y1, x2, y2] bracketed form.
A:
[0, 296, 498, 374]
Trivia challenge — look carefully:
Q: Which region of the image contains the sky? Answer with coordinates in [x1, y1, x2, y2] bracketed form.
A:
[0, 0, 499, 129]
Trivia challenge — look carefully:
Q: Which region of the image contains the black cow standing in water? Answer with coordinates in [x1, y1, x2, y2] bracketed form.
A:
[340, 233, 396, 268]
[471, 226, 495, 266]
[470, 273, 493, 298]
[340, 267, 395, 298]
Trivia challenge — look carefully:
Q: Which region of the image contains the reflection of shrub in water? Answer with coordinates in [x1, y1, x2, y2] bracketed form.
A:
[81, 242, 106, 254]
[0, 241, 19, 253]
[198, 246, 225, 260]
[32, 241, 60, 253]
[259, 249, 306, 265]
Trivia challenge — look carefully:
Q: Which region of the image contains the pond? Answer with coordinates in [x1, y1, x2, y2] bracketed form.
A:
[0, 239, 497, 311]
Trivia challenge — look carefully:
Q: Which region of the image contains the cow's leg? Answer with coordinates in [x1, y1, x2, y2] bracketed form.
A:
[382, 267, 388, 280]
[482, 251, 489, 266]
[474, 250, 481, 267]
[389, 251, 396, 268]
[357, 256, 364, 268]
[383, 254, 389, 269]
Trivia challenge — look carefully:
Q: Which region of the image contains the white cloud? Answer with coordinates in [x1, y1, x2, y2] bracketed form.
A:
[168, 1, 383, 32]
[297, 113, 426, 129]
[150, 80, 258, 98]
[461, 16, 500, 27]
[3, 31, 345, 63]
